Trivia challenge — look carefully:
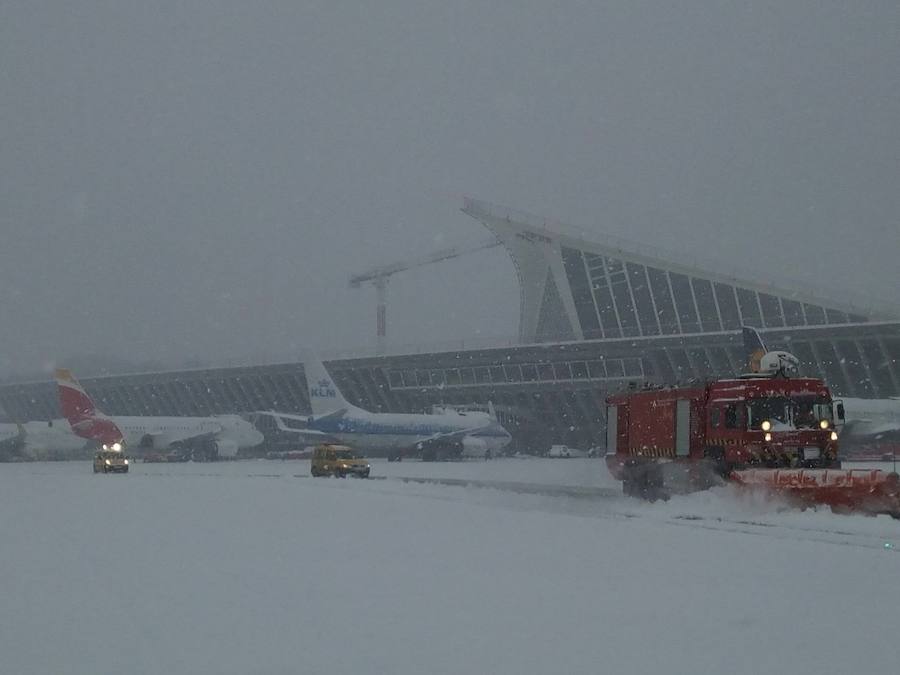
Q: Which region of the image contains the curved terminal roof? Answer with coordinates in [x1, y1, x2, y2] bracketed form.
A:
[462, 197, 899, 344]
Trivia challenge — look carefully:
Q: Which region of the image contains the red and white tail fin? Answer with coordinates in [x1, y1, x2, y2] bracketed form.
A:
[55, 368, 124, 445]
[55, 368, 100, 424]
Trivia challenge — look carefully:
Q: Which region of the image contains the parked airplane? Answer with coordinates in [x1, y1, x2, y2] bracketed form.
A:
[56, 368, 264, 459]
[837, 396, 900, 457]
[0, 420, 87, 460]
[297, 357, 512, 460]
[742, 327, 900, 457]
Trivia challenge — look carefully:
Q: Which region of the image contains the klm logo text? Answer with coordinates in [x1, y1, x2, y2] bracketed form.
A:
[310, 379, 337, 399]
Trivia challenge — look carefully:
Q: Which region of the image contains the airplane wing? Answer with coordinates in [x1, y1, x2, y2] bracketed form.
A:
[310, 408, 348, 425]
[280, 424, 335, 438]
[843, 420, 900, 438]
[144, 423, 224, 448]
[254, 411, 341, 445]
[416, 423, 492, 449]
[273, 418, 338, 443]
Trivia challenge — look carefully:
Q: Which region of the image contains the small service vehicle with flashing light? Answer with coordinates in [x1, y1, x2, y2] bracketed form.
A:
[93, 443, 129, 474]
[310, 444, 370, 478]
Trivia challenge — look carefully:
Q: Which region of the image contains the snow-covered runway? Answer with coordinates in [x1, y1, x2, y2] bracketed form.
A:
[2, 458, 897, 675]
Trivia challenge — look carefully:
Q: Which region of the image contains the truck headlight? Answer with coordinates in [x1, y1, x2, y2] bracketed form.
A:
[112, 442, 122, 451]
[830, 431, 838, 441]
[124, 459, 129, 465]
[105, 459, 111, 465]
[761, 420, 772, 432]
[764, 432, 772, 442]
[819, 420, 829, 430]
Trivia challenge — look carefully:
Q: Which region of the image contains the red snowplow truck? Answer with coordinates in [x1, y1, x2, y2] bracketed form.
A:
[605, 366, 900, 517]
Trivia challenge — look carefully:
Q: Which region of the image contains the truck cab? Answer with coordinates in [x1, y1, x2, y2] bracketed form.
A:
[704, 377, 842, 469]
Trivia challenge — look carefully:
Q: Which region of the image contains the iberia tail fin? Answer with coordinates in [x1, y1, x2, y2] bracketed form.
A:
[55, 368, 99, 424]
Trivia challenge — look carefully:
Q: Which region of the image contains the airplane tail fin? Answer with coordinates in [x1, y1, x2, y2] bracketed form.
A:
[741, 326, 767, 373]
[55, 368, 125, 444]
[55, 368, 99, 424]
[303, 357, 352, 417]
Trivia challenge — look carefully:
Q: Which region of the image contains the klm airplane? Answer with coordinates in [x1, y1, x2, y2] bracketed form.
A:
[297, 357, 512, 460]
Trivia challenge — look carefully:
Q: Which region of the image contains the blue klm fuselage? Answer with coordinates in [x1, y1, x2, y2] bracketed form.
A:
[308, 409, 511, 455]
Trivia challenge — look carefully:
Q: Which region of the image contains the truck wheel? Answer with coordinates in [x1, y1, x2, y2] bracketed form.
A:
[704, 446, 729, 479]
[623, 462, 647, 499]
[644, 466, 667, 502]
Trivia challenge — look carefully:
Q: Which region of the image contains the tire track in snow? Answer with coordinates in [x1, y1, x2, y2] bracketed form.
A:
[125, 467, 900, 553]
[334, 474, 900, 553]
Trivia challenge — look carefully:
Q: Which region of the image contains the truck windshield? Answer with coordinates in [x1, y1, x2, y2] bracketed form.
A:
[747, 397, 792, 429]
[747, 397, 833, 430]
[793, 397, 834, 428]
[335, 450, 361, 459]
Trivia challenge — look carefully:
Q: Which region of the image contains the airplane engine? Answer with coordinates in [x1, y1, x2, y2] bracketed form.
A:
[461, 436, 488, 458]
[214, 438, 239, 459]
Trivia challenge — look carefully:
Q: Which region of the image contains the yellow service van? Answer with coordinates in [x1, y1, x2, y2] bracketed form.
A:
[310, 444, 370, 478]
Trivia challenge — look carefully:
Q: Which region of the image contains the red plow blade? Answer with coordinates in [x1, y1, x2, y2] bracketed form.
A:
[731, 468, 900, 518]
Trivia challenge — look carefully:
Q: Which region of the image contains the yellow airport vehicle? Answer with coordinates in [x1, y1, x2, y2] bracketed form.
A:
[310, 444, 370, 478]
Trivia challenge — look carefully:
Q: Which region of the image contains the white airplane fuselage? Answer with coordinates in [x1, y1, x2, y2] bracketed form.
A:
[0, 420, 87, 455]
[108, 415, 264, 456]
[23, 419, 88, 453]
[308, 407, 511, 456]
[839, 397, 900, 443]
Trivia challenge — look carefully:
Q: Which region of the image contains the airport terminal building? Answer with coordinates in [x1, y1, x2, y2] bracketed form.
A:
[2, 199, 898, 454]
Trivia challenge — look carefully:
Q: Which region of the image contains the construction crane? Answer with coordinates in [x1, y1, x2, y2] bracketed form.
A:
[349, 237, 502, 354]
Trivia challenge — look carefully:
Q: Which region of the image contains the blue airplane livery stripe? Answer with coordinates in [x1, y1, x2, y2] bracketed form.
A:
[309, 416, 508, 438]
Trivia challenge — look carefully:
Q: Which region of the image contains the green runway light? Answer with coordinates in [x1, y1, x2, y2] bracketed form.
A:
[885, 542, 895, 550]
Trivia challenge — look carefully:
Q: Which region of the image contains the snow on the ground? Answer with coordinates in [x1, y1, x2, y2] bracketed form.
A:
[1, 459, 898, 675]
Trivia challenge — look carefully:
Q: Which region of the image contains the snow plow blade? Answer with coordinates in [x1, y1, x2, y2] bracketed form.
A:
[730, 468, 900, 518]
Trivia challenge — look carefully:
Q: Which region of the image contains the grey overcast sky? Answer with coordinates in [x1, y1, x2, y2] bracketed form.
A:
[1, 1, 898, 378]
